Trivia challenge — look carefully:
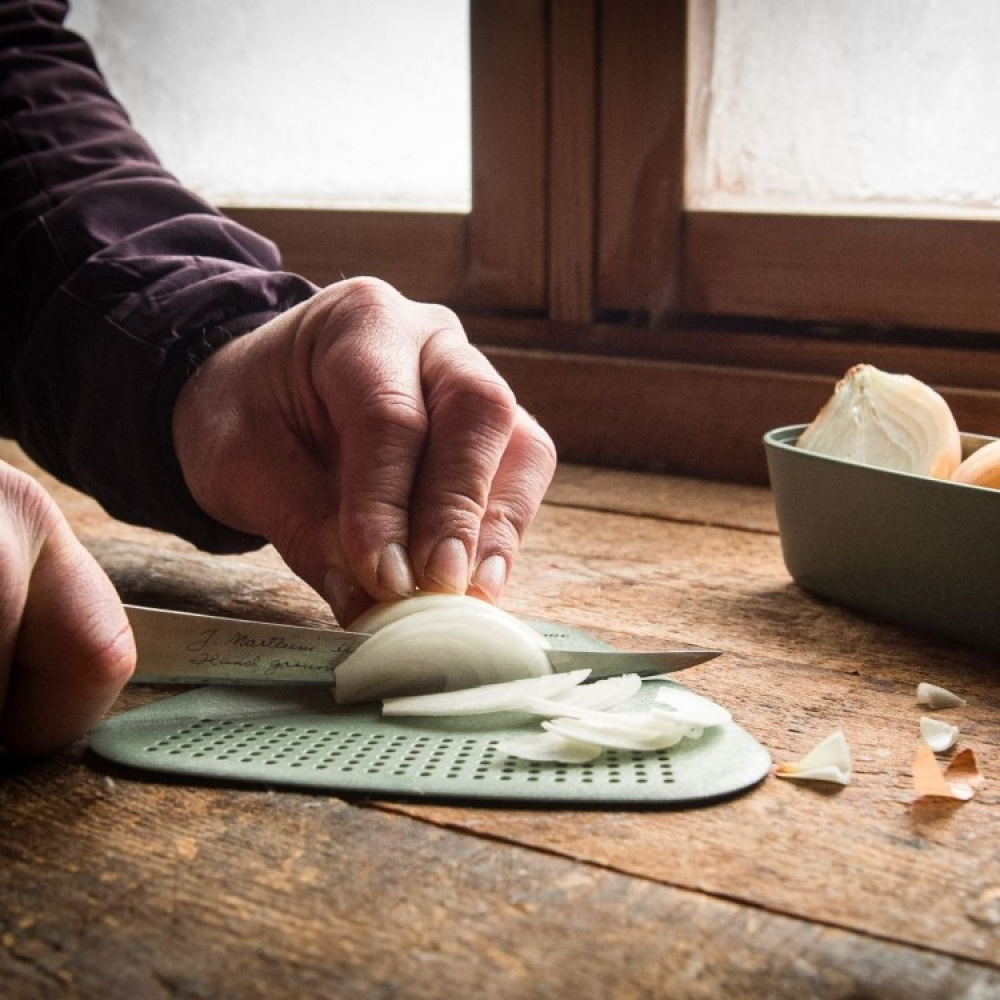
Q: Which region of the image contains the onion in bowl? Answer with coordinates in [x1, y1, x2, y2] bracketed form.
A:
[797, 364, 961, 478]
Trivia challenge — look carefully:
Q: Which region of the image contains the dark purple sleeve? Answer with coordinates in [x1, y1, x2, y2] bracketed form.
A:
[0, 0, 318, 552]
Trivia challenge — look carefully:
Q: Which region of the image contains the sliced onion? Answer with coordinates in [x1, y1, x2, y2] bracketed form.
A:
[522, 673, 643, 715]
[335, 594, 552, 705]
[350, 594, 549, 649]
[382, 670, 590, 717]
[797, 364, 961, 478]
[542, 716, 690, 752]
[495, 732, 603, 764]
[554, 673, 642, 710]
[652, 686, 732, 728]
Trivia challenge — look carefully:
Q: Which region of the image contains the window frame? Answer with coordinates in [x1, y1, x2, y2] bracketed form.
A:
[229, 0, 1000, 484]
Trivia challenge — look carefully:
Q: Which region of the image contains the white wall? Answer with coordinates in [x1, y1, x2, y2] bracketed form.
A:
[687, 0, 1000, 217]
[67, 0, 471, 212]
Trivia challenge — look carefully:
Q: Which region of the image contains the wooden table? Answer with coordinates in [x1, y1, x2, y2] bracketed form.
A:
[3, 441, 999, 999]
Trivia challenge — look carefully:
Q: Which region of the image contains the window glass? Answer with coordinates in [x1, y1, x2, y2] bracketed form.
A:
[687, 0, 1000, 218]
[67, 0, 471, 212]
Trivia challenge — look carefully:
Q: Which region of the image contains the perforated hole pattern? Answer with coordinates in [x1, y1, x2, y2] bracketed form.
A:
[141, 717, 676, 797]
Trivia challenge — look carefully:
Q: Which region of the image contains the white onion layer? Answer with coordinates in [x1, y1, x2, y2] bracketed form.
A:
[382, 670, 590, 717]
[797, 364, 961, 478]
[335, 595, 552, 705]
[494, 733, 603, 764]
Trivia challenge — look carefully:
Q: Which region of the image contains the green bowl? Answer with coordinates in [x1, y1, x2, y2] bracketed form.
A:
[763, 425, 1000, 651]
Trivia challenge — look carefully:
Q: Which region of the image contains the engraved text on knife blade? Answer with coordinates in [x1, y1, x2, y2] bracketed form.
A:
[180, 626, 359, 678]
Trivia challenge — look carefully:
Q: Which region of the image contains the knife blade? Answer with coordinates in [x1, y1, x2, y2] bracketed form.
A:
[124, 604, 721, 687]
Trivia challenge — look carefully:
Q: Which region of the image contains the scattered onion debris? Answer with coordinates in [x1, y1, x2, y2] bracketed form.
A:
[920, 716, 959, 752]
[912, 745, 984, 802]
[916, 682, 966, 709]
[381, 672, 731, 765]
[775, 731, 853, 786]
[382, 670, 591, 717]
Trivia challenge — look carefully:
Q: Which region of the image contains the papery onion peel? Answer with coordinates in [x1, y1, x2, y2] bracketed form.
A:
[912, 745, 984, 801]
[952, 439, 1000, 490]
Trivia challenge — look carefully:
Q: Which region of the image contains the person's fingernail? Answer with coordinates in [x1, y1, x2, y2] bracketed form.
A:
[377, 542, 415, 597]
[471, 554, 508, 604]
[424, 537, 470, 593]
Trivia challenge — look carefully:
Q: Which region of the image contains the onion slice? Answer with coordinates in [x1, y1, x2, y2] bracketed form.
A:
[335, 594, 552, 705]
[775, 731, 853, 786]
[653, 686, 733, 728]
[382, 670, 590, 717]
[797, 364, 961, 478]
[495, 732, 603, 764]
[542, 715, 692, 752]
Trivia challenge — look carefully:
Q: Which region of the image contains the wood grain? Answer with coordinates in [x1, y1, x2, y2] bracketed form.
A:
[685, 210, 1000, 336]
[548, 0, 597, 323]
[465, 0, 547, 310]
[482, 344, 1000, 484]
[3, 440, 1000, 995]
[4, 748, 997, 1000]
[224, 208, 468, 303]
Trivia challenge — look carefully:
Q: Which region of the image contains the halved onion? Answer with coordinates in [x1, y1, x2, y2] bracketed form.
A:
[350, 594, 549, 649]
[797, 364, 961, 478]
[335, 594, 552, 705]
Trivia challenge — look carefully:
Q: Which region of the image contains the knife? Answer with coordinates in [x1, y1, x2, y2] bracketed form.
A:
[124, 605, 721, 686]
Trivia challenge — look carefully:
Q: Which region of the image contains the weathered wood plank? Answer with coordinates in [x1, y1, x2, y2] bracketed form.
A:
[2, 747, 999, 1000]
[4, 439, 999, 981]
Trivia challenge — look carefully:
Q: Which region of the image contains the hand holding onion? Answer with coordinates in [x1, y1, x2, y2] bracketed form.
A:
[173, 277, 557, 624]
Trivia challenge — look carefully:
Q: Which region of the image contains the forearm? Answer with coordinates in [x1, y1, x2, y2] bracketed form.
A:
[0, 0, 317, 551]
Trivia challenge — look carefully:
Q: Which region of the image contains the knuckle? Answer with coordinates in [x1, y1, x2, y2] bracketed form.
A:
[431, 366, 518, 436]
[0, 462, 61, 540]
[358, 386, 429, 443]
